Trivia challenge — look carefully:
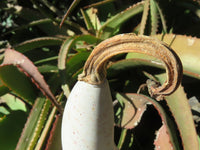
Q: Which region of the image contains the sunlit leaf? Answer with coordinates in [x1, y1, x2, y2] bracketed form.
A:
[156, 73, 199, 150]
[37, 65, 58, 73]
[98, 1, 144, 39]
[126, 34, 200, 79]
[81, 8, 101, 33]
[153, 34, 200, 78]
[150, 0, 159, 35]
[154, 125, 173, 150]
[2, 49, 60, 110]
[139, 0, 149, 35]
[0, 94, 27, 113]
[58, 35, 99, 97]
[15, 97, 49, 150]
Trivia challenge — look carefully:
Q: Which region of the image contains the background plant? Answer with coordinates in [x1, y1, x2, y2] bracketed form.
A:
[0, 0, 200, 149]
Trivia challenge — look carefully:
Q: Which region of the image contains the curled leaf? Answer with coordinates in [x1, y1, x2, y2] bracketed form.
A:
[115, 93, 150, 129]
[115, 93, 179, 149]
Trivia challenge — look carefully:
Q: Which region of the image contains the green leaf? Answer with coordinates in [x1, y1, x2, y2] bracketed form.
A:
[14, 37, 63, 53]
[126, 34, 200, 80]
[58, 35, 98, 70]
[0, 111, 27, 150]
[12, 8, 66, 36]
[58, 35, 99, 97]
[83, 0, 115, 9]
[150, 0, 159, 35]
[139, 0, 150, 35]
[0, 79, 10, 97]
[16, 74, 62, 150]
[81, 8, 101, 32]
[0, 94, 27, 113]
[60, 0, 81, 27]
[98, 1, 144, 39]
[155, 73, 199, 150]
[0, 65, 37, 104]
[153, 34, 200, 79]
[117, 128, 128, 149]
[35, 93, 63, 150]
[34, 56, 58, 65]
[37, 65, 58, 73]
[2, 49, 61, 112]
[107, 58, 163, 78]
[81, 8, 95, 32]
[155, 2, 167, 33]
[2, 18, 87, 37]
[15, 97, 49, 150]
[66, 51, 90, 81]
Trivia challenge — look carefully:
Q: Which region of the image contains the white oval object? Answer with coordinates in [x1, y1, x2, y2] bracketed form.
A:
[61, 79, 117, 150]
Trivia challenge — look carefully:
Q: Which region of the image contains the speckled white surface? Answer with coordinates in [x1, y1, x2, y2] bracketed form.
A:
[61, 80, 116, 150]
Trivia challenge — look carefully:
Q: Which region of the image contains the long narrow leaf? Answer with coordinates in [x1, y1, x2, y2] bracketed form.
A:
[139, 0, 150, 35]
[155, 2, 167, 33]
[150, 0, 159, 35]
[155, 73, 199, 150]
[60, 0, 81, 27]
[15, 97, 47, 150]
[58, 35, 99, 97]
[83, 0, 115, 9]
[81, 8, 96, 33]
[97, 1, 144, 39]
[14, 37, 63, 53]
[28, 99, 51, 150]
[81, 8, 101, 33]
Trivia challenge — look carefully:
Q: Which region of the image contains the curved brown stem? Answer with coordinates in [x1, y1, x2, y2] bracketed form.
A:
[78, 34, 183, 100]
